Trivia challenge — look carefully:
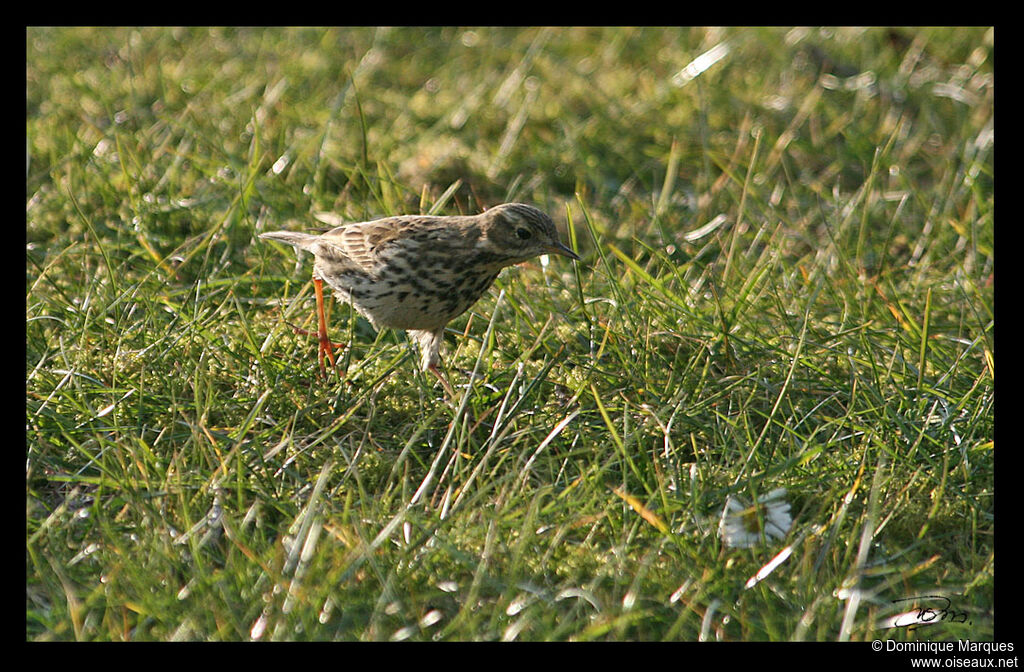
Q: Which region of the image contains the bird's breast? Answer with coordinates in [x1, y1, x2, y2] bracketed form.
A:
[320, 261, 500, 332]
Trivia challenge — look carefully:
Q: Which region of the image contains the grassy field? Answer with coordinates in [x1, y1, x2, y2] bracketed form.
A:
[27, 27, 993, 642]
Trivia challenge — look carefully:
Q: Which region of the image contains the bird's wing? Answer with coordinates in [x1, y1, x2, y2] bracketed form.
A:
[315, 218, 408, 274]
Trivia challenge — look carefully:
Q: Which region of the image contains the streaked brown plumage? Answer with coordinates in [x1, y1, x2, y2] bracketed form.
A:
[260, 203, 579, 391]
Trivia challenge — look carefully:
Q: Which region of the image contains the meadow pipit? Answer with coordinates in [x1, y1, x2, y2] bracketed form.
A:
[260, 203, 579, 393]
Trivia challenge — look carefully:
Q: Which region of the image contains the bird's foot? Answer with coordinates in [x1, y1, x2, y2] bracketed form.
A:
[287, 321, 346, 379]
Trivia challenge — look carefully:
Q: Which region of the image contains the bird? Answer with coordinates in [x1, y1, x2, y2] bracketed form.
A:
[260, 202, 580, 394]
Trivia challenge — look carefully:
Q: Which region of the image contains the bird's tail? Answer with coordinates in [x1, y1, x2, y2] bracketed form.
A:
[259, 231, 321, 251]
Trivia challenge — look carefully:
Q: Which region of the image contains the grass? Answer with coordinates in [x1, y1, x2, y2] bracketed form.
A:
[27, 26, 993, 642]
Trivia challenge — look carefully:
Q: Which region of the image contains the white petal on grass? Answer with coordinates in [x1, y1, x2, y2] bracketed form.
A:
[271, 153, 290, 175]
[418, 609, 443, 628]
[554, 587, 601, 611]
[502, 617, 529, 642]
[391, 625, 417, 641]
[177, 578, 195, 600]
[68, 542, 100, 566]
[319, 597, 334, 624]
[506, 595, 531, 616]
[96, 388, 135, 418]
[672, 41, 731, 86]
[250, 611, 269, 640]
[683, 214, 728, 242]
[669, 580, 692, 604]
[745, 545, 794, 589]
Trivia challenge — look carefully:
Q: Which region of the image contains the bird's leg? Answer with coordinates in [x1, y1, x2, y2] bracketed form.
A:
[289, 277, 345, 378]
[313, 277, 341, 376]
[414, 329, 456, 398]
[427, 363, 456, 398]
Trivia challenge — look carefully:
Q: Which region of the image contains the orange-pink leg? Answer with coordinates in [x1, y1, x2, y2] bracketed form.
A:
[427, 363, 456, 398]
[290, 277, 345, 378]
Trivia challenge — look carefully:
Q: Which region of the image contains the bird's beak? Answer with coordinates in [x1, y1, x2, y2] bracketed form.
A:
[548, 241, 581, 261]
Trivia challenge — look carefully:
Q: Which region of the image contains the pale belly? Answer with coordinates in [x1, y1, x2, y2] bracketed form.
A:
[323, 270, 499, 332]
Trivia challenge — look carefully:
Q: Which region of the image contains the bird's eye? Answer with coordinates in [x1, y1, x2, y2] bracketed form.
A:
[516, 227, 532, 240]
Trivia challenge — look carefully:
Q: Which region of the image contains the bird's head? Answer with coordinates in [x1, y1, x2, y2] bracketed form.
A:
[480, 203, 580, 265]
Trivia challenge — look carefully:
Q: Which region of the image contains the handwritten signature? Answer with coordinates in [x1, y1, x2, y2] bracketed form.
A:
[889, 595, 972, 631]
